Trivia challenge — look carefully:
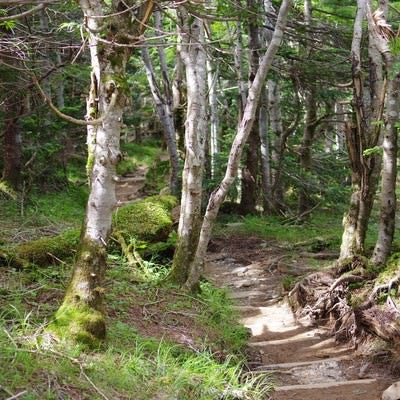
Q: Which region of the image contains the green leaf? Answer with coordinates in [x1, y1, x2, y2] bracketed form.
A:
[363, 146, 382, 157]
[0, 20, 16, 30]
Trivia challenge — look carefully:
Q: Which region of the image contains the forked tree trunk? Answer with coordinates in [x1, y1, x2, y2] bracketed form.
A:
[184, 0, 292, 290]
[339, 0, 385, 261]
[52, 0, 154, 345]
[170, 6, 207, 286]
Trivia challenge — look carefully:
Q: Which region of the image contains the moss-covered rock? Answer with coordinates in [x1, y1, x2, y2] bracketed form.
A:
[0, 228, 80, 268]
[113, 195, 177, 242]
[1, 195, 178, 268]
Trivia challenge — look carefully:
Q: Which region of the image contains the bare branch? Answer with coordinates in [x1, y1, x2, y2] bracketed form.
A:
[0, 3, 46, 21]
[33, 76, 116, 126]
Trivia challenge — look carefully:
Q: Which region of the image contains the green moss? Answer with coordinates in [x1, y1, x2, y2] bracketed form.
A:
[113, 195, 177, 242]
[1, 196, 177, 269]
[14, 228, 80, 266]
[375, 252, 400, 284]
[49, 302, 105, 348]
[0, 228, 80, 268]
[86, 153, 95, 176]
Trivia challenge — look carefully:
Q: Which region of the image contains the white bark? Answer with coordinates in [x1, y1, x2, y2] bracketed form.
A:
[185, 0, 292, 290]
[171, 6, 207, 285]
[142, 45, 179, 195]
[55, 0, 154, 339]
[371, 0, 398, 265]
[207, 58, 219, 178]
[259, 86, 271, 211]
[268, 79, 286, 210]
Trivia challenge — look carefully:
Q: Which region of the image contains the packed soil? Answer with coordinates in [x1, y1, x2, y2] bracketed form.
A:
[204, 234, 398, 400]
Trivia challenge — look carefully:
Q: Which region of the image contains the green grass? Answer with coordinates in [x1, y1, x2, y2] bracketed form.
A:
[117, 140, 162, 176]
[219, 208, 344, 247]
[0, 253, 272, 399]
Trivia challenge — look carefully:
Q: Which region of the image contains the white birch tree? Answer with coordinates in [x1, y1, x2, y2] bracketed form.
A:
[184, 0, 292, 290]
[51, 0, 155, 344]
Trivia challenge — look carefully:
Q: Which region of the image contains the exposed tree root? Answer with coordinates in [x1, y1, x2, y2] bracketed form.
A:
[289, 256, 400, 345]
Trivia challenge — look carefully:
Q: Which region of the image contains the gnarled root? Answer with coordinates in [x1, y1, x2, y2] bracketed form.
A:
[288, 256, 400, 344]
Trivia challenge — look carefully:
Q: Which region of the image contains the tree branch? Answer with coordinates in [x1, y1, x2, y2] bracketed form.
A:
[33, 76, 116, 126]
[0, 3, 47, 21]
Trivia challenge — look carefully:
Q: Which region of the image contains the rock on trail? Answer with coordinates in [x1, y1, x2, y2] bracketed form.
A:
[205, 236, 396, 400]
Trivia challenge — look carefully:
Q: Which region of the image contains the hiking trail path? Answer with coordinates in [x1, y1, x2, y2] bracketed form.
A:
[205, 235, 396, 400]
[114, 163, 396, 400]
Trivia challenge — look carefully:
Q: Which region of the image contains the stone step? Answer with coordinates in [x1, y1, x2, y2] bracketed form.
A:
[275, 378, 377, 392]
[249, 330, 322, 347]
[118, 176, 146, 183]
[253, 355, 350, 372]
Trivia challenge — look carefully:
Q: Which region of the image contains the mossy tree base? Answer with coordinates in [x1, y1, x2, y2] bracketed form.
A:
[49, 302, 106, 348]
[49, 238, 107, 347]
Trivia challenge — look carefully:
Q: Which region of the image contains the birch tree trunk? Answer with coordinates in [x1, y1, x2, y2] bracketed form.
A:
[184, 0, 292, 291]
[207, 57, 219, 179]
[259, 86, 272, 212]
[172, 44, 186, 157]
[339, 0, 385, 260]
[142, 24, 180, 195]
[370, 0, 398, 265]
[372, 73, 399, 265]
[268, 79, 288, 212]
[51, 0, 154, 344]
[239, 0, 261, 215]
[170, 6, 207, 286]
[259, 0, 274, 213]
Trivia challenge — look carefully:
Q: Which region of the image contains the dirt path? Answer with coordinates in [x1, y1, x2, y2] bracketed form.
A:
[205, 236, 395, 400]
[115, 164, 148, 206]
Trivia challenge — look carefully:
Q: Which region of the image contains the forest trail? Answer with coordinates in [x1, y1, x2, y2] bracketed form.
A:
[115, 164, 148, 206]
[205, 235, 395, 400]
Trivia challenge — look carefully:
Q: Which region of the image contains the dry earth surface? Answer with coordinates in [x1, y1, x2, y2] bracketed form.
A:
[205, 235, 398, 400]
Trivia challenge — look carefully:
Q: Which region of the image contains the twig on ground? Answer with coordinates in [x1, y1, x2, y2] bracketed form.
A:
[5, 391, 28, 400]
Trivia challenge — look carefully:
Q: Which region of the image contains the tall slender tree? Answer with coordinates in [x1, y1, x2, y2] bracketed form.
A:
[51, 0, 155, 343]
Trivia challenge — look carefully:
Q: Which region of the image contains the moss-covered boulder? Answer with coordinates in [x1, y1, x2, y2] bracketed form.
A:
[0, 195, 178, 268]
[0, 228, 80, 268]
[113, 195, 177, 242]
